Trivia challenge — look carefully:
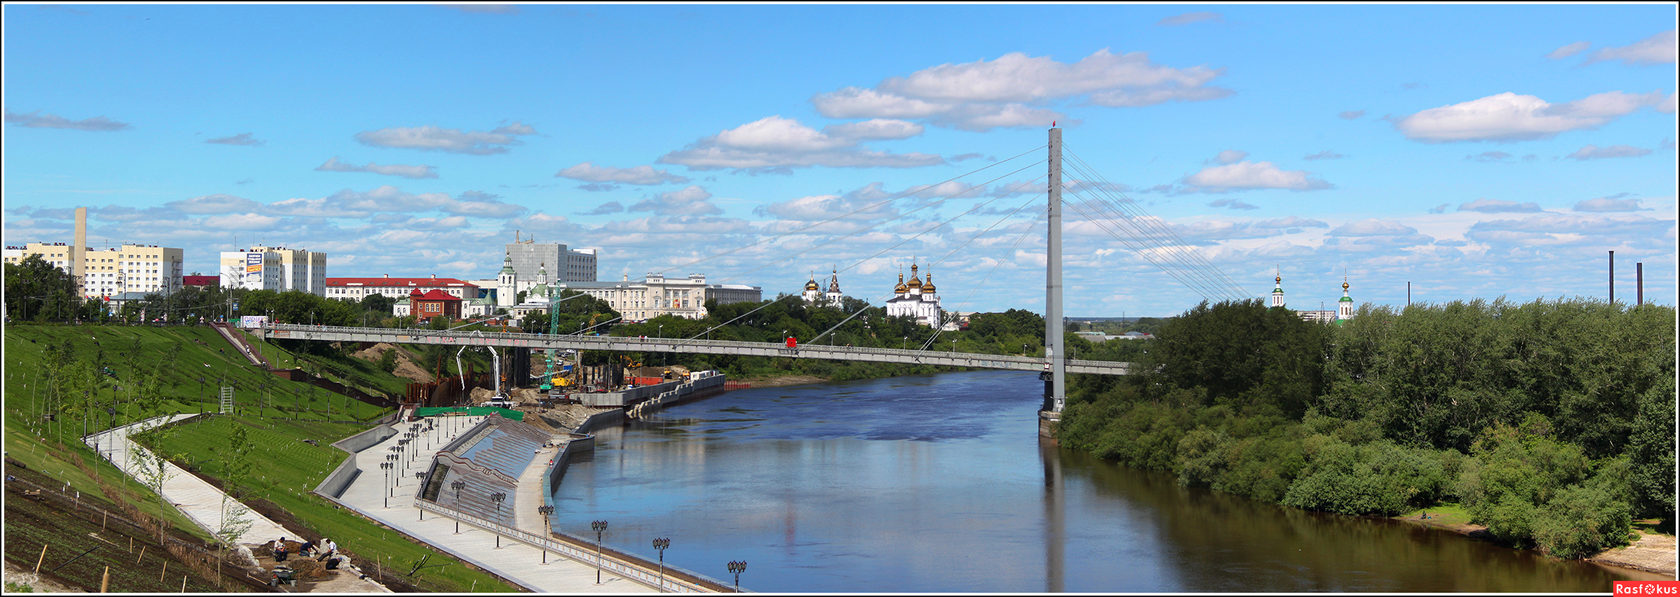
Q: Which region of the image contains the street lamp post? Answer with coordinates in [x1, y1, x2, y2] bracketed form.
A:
[414, 472, 426, 518]
[591, 520, 609, 584]
[379, 461, 392, 508]
[490, 492, 507, 548]
[727, 560, 747, 592]
[450, 481, 466, 534]
[652, 537, 670, 592]
[537, 505, 555, 563]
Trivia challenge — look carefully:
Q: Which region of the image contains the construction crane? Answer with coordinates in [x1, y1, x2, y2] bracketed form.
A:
[538, 293, 580, 393]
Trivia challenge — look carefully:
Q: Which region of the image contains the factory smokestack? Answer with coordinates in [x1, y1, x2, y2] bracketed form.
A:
[1608, 250, 1614, 305]
[1637, 262, 1643, 306]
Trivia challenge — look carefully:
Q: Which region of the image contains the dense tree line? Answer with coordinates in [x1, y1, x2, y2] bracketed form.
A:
[1061, 298, 1674, 559]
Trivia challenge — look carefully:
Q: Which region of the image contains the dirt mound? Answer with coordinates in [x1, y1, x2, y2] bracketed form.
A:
[350, 343, 433, 384]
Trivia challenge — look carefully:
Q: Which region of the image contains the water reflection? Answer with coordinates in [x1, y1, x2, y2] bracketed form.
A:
[549, 371, 1655, 592]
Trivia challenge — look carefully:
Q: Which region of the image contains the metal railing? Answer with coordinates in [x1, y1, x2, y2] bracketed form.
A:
[261, 323, 1132, 376]
[412, 499, 726, 593]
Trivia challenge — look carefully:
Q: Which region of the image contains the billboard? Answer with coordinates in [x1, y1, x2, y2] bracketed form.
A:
[238, 315, 268, 329]
[245, 252, 263, 274]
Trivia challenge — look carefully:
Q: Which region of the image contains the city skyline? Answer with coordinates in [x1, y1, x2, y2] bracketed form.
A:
[4, 3, 1675, 316]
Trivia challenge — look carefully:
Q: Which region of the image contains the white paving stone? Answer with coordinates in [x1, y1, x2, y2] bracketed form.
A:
[328, 416, 659, 593]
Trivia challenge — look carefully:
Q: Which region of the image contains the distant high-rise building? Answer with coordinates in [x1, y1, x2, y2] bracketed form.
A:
[2, 207, 185, 299]
[506, 236, 598, 287]
[219, 246, 327, 295]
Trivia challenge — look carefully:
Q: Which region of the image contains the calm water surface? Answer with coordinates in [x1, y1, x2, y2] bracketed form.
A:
[548, 370, 1656, 592]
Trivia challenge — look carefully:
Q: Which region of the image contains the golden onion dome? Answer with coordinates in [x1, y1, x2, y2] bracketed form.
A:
[906, 264, 922, 288]
[805, 278, 820, 291]
[922, 273, 936, 294]
[894, 271, 908, 294]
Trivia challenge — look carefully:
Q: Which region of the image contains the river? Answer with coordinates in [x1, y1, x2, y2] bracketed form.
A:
[547, 370, 1654, 592]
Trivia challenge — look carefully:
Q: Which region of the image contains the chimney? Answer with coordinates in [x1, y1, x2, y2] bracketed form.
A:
[1637, 262, 1643, 306]
[72, 207, 87, 295]
[1609, 250, 1615, 304]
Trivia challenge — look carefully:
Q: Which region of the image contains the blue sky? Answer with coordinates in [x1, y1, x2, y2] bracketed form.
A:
[4, 3, 1675, 317]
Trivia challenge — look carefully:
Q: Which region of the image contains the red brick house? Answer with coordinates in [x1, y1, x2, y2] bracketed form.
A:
[409, 288, 462, 320]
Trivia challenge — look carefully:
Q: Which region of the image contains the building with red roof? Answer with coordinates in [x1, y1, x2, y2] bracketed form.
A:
[407, 288, 463, 320]
[325, 274, 479, 303]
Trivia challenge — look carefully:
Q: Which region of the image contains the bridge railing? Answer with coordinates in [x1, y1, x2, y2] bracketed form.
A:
[264, 323, 1130, 374]
[412, 498, 725, 592]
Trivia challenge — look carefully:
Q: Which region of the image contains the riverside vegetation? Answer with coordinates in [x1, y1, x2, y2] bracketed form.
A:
[1059, 298, 1675, 560]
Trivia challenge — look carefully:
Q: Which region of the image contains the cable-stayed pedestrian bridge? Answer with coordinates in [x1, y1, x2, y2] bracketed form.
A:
[257, 323, 1134, 376]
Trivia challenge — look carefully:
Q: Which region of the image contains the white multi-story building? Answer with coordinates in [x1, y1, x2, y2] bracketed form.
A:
[7, 242, 185, 299]
[4, 208, 184, 299]
[506, 238, 599, 288]
[219, 246, 327, 295]
[324, 275, 479, 305]
[552, 273, 761, 321]
[885, 263, 947, 328]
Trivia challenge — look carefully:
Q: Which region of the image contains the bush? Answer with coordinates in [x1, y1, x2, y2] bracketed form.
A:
[1175, 427, 1229, 488]
[1534, 484, 1631, 558]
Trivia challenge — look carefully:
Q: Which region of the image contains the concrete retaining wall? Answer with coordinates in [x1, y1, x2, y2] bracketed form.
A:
[316, 424, 397, 499]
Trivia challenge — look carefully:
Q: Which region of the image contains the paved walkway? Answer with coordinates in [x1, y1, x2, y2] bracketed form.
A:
[84, 414, 390, 593]
[85, 414, 289, 546]
[330, 417, 657, 593]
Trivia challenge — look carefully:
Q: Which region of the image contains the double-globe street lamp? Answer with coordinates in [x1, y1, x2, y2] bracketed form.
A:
[490, 492, 507, 548]
[727, 560, 747, 592]
[536, 505, 555, 563]
[450, 480, 467, 534]
[591, 520, 609, 584]
[652, 537, 670, 592]
[379, 461, 393, 508]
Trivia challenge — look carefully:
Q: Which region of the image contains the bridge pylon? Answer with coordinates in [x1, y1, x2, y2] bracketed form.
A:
[1041, 126, 1067, 436]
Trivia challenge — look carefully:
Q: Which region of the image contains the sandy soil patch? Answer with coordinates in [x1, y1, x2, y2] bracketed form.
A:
[1590, 531, 1678, 578]
[350, 343, 432, 384]
[5, 561, 86, 593]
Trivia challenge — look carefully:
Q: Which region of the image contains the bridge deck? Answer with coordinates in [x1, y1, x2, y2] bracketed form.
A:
[257, 324, 1133, 376]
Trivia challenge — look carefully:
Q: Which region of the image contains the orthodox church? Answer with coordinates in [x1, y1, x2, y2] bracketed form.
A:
[501, 252, 556, 317]
[802, 268, 844, 308]
[885, 262, 948, 328]
[1270, 269, 1355, 324]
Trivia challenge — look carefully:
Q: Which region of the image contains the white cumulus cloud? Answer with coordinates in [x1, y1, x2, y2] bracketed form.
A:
[1458, 198, 1541, 213]
[316, 157, 439, 179]
[1395, 91, 1670, 142]
[1184, 159, 1330, 192]
[556, 162, 690, 185]
[1587, 30, 1677, 65]
[1566, 144, 1652, 160]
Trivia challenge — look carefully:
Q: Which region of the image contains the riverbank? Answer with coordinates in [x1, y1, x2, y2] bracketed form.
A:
[738, 374, 827, 388]
[1397, 507, 1676, 578]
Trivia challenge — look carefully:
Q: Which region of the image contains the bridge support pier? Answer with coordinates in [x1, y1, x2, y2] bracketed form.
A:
[1037, 410, 1060, 440]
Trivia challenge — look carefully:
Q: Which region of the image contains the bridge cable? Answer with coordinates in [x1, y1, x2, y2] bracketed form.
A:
[747, 159, 1045, 286]
[1064, 148, 1251, 301]
[648, 145, 1047, 278]
[1059, 157, 1244, 302]
[1061, 148, 1248, 300]
[682, 169, 1039, 343]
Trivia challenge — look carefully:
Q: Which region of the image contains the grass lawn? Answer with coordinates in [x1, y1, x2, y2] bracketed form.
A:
[1398, 502, 1474, 527]
[144, 414, 518, 592]
[4, 323, 515, 592]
